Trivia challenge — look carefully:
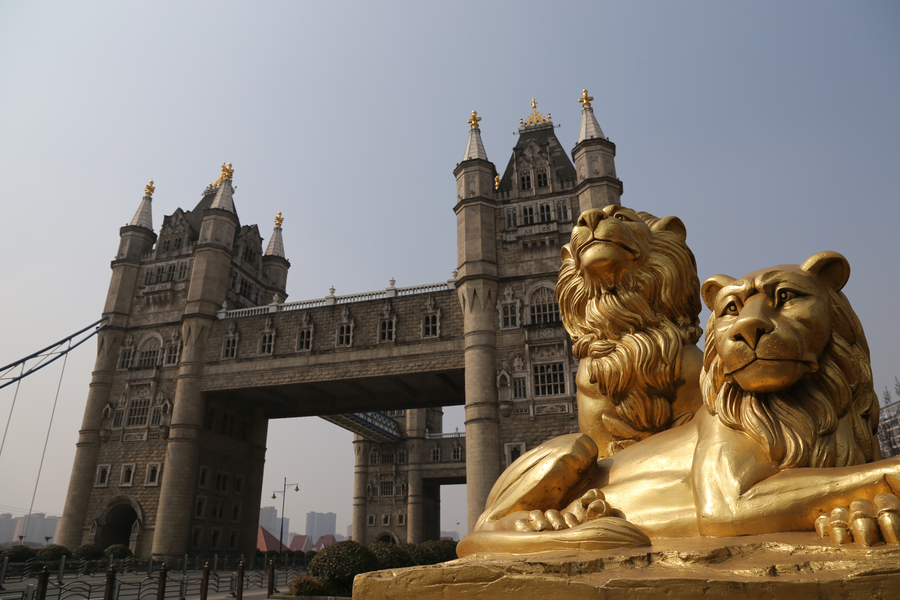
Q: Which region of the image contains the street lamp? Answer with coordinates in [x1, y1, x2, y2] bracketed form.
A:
[272, 477, 300, 554]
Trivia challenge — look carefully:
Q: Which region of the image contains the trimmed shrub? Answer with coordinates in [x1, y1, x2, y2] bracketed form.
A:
[1, 545, 36, 563]
[308, 541, 377, 591]
[422, 539, 458, 563]
[104, 544, 132, 559]
[288, 575, 329, 596]
[36, 544, 71, 561]
[401, 543, 437, 566]
[368, 542, 414, 570]
[72, 543, 105, 560]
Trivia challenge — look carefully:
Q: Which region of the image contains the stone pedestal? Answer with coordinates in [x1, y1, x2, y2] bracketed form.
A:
[353, 533, 900, 599]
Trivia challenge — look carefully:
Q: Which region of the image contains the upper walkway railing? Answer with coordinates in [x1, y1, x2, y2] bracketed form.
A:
[219, 277, 457, 320]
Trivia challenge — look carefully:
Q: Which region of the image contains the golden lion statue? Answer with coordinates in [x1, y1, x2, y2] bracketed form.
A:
[458, 250, 900, 557]
[558, 206, 704, 456]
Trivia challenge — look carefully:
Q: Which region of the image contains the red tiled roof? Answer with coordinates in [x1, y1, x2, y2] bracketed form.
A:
[312, 534, 336, 551]
[289, 534, 311, 552]
[257, 526, 288, 552]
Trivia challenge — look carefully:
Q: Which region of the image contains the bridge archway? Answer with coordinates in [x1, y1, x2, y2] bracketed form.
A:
[95, 496, 142, 551]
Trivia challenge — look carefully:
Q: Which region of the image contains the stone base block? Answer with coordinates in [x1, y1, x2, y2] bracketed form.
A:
[353, 532, 900, 599]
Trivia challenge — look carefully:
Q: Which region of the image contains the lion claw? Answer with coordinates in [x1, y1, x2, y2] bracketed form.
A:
[817, 493, 900, 546]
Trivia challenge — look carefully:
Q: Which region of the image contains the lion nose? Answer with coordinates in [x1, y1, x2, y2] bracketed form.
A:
[730, 296, 774, 351]
[577, 209, 606, 230]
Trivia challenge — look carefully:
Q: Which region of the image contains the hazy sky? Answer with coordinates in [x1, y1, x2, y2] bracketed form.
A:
[1, 1, 898, 542]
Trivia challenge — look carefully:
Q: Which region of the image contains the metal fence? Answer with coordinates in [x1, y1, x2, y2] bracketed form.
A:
[0, 561, 304, 600]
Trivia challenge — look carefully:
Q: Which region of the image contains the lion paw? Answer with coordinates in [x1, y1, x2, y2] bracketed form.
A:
[815, 493, 900, 546]
[513, 489, 612, 532]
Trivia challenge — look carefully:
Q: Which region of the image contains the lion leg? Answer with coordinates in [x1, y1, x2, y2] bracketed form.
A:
[814, 493, 900, 546]
[474, 433, 599, 531]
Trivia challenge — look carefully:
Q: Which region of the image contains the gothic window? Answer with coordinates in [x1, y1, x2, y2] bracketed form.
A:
[497, 286, 521, 329]
[120, 464, 134, 486]
[380, 480, 394, 496]
[136, 336, 162, 369]
[421, 297, 441, 339]
[369, 451, 378, 466]
[161, 238, 170, 252]
[556, 199, 570, 221]
[199, 466, 210, 489]
[258, 317, 276, 355]
[520, 173, 531, 190]
[505, 443, 526, 466]
[165, 263, 176, 281]
[533, 363, 565, 396]
[126, 398, 150, 427]
[95, 465, 110, 487]
[536, 169, 548, 188]
[335, 307, 354, 347]
[144, 269, 154, 286]
[191, 527, 202, 549]
[112, 410, 124, 428]
[231, 271, 239, 291]
[154, 265, 165, 283]
[194, 496, 207, 518]
[212, 502, 224, 520]
[210, 528, 221, 550]
[452, 446, 462, 461]
[229, 531, 239, 550]
[145, 463, 160, 486]
[232, 502, 242, 522]
[529, 287, 560, 325]
[521, 205, 535, 225]
[367, 515, 376, 526]
[296, 313, 314, 352]
[431, 446, 441, 462]
[222, 322, 240, 359]
[214, 472, 229, 493]
[118, 348, 133, 370]
[177, 262, 188, 280]
[513, 377, 527, 399]
[397, 449, 407, 464]
[539, 202, 552, 223]
[378, 301, 397, 343]
[381, 452, 394, 464]
[381, 514, 391, 526]
[239, 277, 254, 299]
[173, 236, 182, 251]
[397, 514, 406, 525]
[164, 344, 179, 365]
[505, 208, 517, 229]
[150, 405, 163, 426]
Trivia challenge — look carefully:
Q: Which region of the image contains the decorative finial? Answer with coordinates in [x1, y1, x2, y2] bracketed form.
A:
[467, 110, 482, 129]
[578, 89, 594, 109]
[213, 162, 234, 186]
[145, 180, 155, 197]
[494, 175, 500, 190]
[274, 212, 284, 227]
[523, 98, 549, 127]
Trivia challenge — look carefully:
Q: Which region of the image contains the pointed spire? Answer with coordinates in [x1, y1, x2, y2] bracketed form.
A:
[264, 212, 285, 258]
[577, 89, 606, 143]
[209, 162, 236, 213]
[463, 111, 488, 161]
[129, 180, 154, 229]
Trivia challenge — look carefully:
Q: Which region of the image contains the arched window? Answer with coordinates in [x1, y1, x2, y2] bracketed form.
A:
[529, 287, 560, 325]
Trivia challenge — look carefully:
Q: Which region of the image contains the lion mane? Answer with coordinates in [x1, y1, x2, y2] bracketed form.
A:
[557, 211, 703, 437]
[700, 286, 880, 470]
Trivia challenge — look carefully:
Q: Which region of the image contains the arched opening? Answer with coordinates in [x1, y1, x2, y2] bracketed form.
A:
[96, 504, 138, 549]
[375, 533, 399, 545]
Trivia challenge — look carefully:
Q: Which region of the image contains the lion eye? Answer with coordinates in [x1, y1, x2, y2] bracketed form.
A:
[723, 301, 739, 316]
[775, 289, 797, 306]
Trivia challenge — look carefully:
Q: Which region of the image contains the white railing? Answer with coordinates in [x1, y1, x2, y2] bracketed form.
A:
[425, 431, 465, 439]
[219, 277, 457, 319]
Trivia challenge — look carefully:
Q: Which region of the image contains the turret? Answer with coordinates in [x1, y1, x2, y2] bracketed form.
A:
[106, 181, 158, 319]
[571, 89, 623, 211]
[262, 212, 290, 303]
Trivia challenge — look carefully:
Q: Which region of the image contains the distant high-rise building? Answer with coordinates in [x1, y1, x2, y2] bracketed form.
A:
[0, 514, 16, 544]
[12, 513, 60, 545]
[259, 506, 277, 536]
[305, 512, 336, 543]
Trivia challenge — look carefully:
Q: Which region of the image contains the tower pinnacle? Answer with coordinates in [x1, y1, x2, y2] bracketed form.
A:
[462, 111, 488, 161]
[209, 162, 236, 213]
[265, 212, 285, 257]
[129, 181, 154, 229]
[577, 88, 606, 143]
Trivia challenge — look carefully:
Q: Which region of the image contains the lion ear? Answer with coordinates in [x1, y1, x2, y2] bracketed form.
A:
[560, 244, 574, 264]
[651, 216, 687, 241]
[801, 251, 850, 292]
[701, 274, 736, 311]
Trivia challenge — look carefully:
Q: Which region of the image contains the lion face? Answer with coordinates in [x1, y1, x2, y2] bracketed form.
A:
[701, 253, 850, 393]
[571, 206, 652, 288]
